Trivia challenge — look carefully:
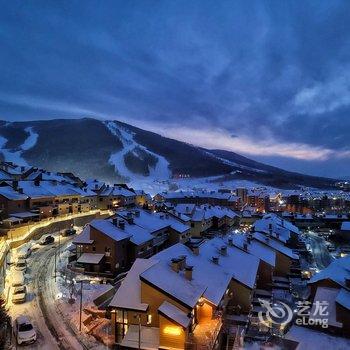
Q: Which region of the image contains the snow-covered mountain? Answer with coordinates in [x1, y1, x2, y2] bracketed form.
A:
[0, 118, 339, 189]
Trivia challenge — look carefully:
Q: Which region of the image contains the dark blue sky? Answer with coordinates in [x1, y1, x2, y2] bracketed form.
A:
[1, 0, 350, 178]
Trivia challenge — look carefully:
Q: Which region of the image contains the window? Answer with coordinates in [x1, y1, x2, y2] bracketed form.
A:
[147, 314, 152, 325]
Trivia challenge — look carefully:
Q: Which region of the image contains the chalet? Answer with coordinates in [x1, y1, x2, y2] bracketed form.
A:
[73, 209, 191, 275]
[109, 237, 260, 349]
[308, 256, 350, 336]
[97, 184, 136, 209]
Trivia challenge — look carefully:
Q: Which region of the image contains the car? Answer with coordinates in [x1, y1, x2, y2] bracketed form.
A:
[14, 258, 27, 272]
[17, 245, 32, 259]
[12, 286, 27, 304]
[13, 315, 37, 345]
[11, 271, 25, 288]
[39, 235, 55, 245]
[62, 228, 77, 237]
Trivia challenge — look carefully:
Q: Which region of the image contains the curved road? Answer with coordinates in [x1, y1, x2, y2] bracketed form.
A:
[8, 236, 85, 350]
[307, 232, 333, 270]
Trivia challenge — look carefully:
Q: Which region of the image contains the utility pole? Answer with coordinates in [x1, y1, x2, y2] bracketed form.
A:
[138, 313, 141, 350]
[79, 280, 83, 331]
[54, 249, 57, 281]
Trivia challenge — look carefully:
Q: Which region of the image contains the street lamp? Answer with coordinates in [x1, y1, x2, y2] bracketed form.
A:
[75, 279, 91, 331]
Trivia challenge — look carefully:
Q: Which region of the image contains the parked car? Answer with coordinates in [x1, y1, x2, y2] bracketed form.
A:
[17, 245, 32, 259]
[62, 228, 77, 237]
[11, 271, 25, 288]
[14, 258, 27, 272]
[39, 235, 55, 245]
[13, 315, 37, 345]
[12, 286, 27, 304]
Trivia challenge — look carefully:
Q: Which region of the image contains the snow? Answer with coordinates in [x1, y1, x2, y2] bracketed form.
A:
[158, 300, 191, 328]
[142, 239, 259, 307]
[310, 287, 342, 328]
[0, 125, 38, 165]
[285, 326, 350, 350]
[109, 258, 158, 311]
[77, 253, 105, 265]
[89, 219, 132, 242]
[253, 232, 299, 259]
[309, 255, 350, 288]
[120, 325, 159, 350]
[0, 185, 28, 200]
[341, 221, 350, 231]
[227, 233, 276, 267]
[335, 288, 350, 311]
[104, 121, 171, 186]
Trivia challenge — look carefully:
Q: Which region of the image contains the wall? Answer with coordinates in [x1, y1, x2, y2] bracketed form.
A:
[140, 280, 191, 327]
[159, 314, 186, 350]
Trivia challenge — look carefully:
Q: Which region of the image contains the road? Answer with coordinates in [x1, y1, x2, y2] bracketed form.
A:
[307, 232, 333, 270]
[7, 235, 86, 350]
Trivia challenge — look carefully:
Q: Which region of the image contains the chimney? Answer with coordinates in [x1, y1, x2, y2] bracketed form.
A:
[112, 218, 119, 226]
[192, 246, 199, 255]
[119, 220, 125, 230]
[171, 258, 181, 273]
[268, 223, 272, 236]
[185, 265, 193, 280]
[178, 255, 186, 270]
[21, 166, 25, 172]
[13, 180, 18, 190]
[243, 240, 248, 251]
[165, 213, 169, 219]
[345, 278, 350, 288]
[228, 237, 233, 246]
[220, 245, 227, 256]
[18, 188, 24, 194]
[135, 210, 140, 217]
[276, 232, 280, 239]
[247, 235, 252, 244]
[34, 179, 40, 186]
[212, 256, 219, 264]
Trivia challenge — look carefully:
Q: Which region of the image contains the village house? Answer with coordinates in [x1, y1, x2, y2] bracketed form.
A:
[308, 256, 350, 336]
[97, 184, 136, 210]
[72, 209, 191, 275]
[108, 237, 261, 349]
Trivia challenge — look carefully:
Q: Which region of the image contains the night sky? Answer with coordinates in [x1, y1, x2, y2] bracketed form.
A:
[1, 0, 350, 178]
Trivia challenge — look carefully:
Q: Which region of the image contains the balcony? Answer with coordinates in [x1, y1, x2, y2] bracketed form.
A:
[152, 233, 168, 246]
[186, 317, 223, 350]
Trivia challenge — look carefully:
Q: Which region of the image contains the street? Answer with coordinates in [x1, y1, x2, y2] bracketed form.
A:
[7, 234, 86, 350]
[306, 232, 334, 270]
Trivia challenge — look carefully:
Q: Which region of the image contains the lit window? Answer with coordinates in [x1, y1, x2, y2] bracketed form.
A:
[147, 314, 152, 324]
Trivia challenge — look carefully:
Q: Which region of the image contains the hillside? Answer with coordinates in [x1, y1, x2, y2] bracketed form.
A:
[0, 118, 339, 189]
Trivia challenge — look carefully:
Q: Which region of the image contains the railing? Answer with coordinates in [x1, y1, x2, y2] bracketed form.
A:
[153, 234, 169, 246]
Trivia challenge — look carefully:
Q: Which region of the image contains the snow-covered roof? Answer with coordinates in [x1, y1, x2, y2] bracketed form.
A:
[0, 186, 28, 200]
[310, 287, 342, 328]
[309, 255, 350, 289]
[341, 222, 350, 231]
[336, 288, 350, 311]
[73, 226, 94, 245]
[90, 219, 132, 242]
[142, 238, 259, 307]
[227, 234, 276, 267]
[100, 185, 135, 198]
[77, 253, 104, 264]
[158, 301, 191, 328]
[253, 232, 298, 259]
[109, 258, 158, 311]
[156, 190, 238, 202]
[254, 213, 299, 243]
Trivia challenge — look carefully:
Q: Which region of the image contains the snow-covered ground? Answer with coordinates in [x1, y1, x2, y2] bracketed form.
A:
[285, 325, 350, 350]
[0, 126, 38, 165]
[104, 121, 171, 185]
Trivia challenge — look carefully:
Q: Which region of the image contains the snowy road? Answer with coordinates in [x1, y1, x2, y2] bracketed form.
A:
[8, 236, 85, 350]
[307, 232, 333, 270]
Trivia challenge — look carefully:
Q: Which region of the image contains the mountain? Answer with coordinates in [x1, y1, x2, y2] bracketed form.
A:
[0, 118, 339, 189]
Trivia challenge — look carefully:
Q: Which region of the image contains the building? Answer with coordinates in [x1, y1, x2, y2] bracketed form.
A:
[308, 256, 350, 336]
[109, 237, 261, 349]
[73, 209, 191, 275]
